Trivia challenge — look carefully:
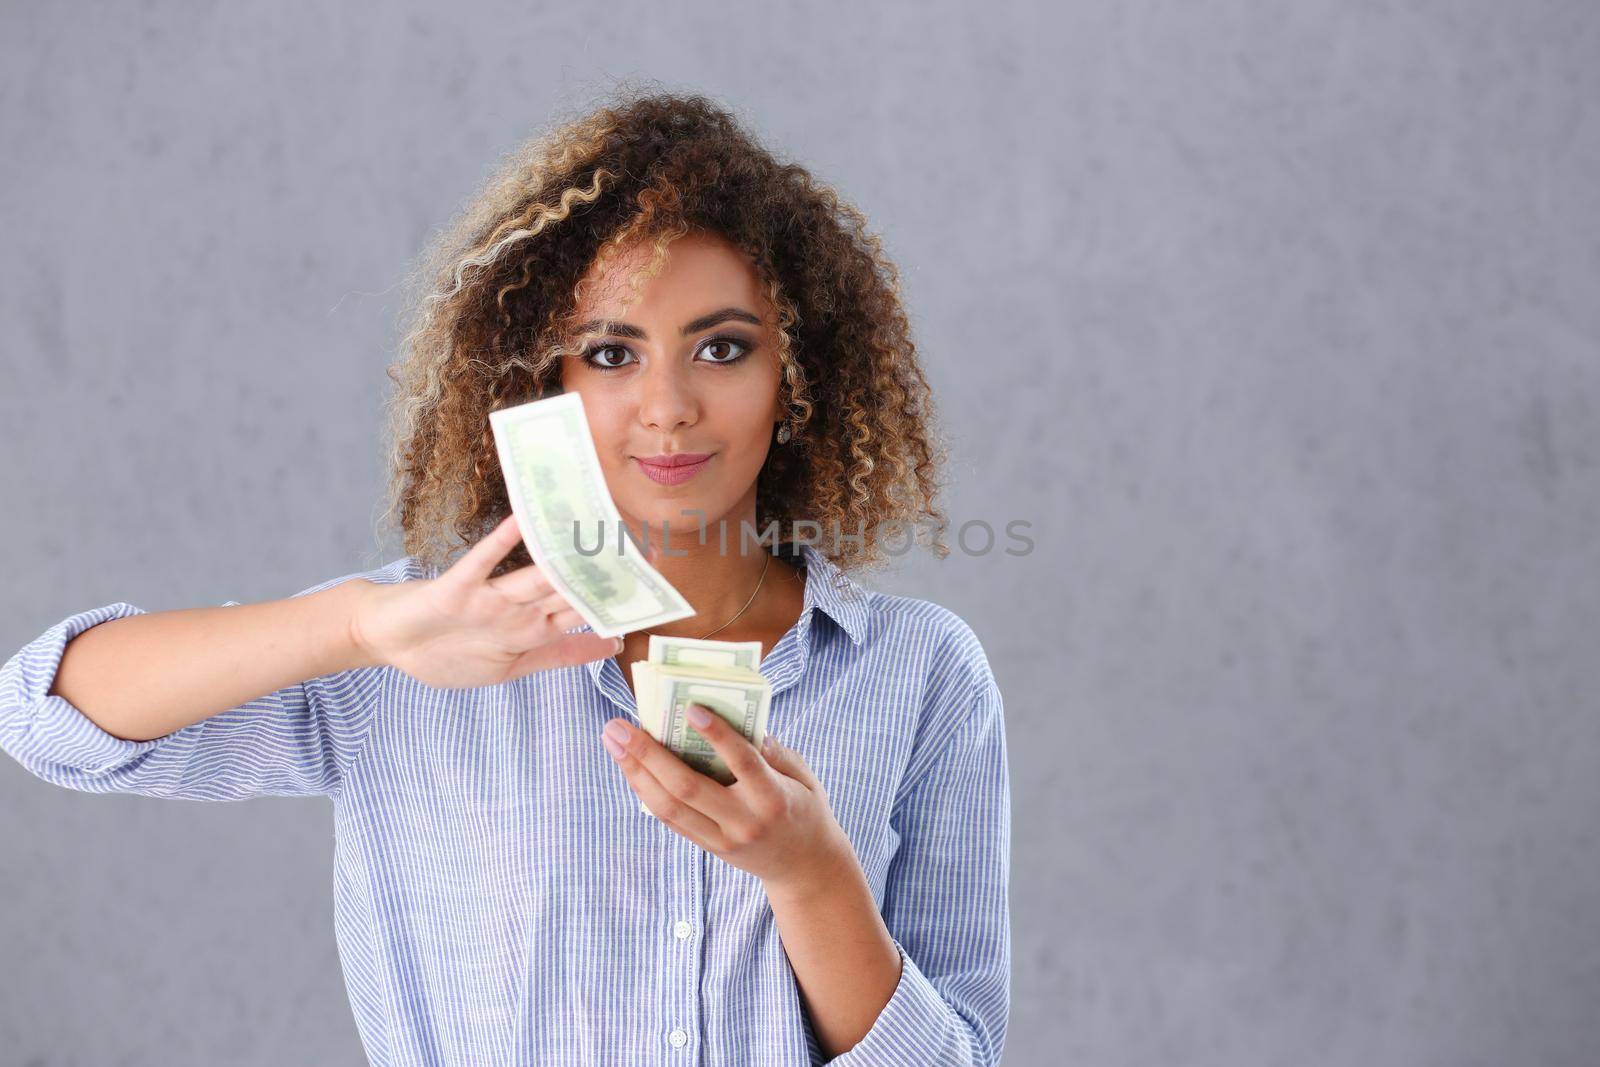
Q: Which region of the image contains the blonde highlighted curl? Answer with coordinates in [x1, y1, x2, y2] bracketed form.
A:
[378, 84, 951, 578]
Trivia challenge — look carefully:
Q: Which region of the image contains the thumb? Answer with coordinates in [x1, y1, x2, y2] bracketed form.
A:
[761, 733, 821, 790]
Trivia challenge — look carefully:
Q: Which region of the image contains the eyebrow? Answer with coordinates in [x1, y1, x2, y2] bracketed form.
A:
[572, 307, 762, 340]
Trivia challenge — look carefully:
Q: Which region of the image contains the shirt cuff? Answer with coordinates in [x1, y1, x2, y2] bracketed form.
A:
[823, 939, 978, 1066]
[25, 692, 165, 775]
[2, 602, 166, 777]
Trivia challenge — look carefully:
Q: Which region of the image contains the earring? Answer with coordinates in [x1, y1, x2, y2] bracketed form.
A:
[775, 422, 792, 444]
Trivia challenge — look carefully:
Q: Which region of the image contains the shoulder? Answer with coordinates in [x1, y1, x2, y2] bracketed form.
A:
[288, 556, 431, 599]
[864, 590, 999, 698]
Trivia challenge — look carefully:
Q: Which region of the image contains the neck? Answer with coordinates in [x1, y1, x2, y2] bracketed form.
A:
[629, 506, 779, 639]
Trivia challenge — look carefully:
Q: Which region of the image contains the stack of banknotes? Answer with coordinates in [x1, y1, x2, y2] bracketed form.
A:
[631, 633, 771, 785]
[488, 393, 775, 803]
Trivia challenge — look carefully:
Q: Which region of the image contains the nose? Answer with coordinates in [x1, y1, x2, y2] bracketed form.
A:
[637, 357, 700, 437]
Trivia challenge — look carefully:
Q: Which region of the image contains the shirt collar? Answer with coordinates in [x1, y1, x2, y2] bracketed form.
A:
[789, 542, 871, 647]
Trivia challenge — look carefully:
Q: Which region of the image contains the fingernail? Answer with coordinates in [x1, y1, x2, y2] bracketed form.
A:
[613, 637, 625, 653]
[601, 732, 624, 758]
[603, 719, 630, 744]
[763, 734, 776, 752]
[685, 704, 712, 728]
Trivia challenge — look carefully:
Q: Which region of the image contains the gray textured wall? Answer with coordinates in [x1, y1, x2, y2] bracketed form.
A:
[3, 1, 1597, 1064]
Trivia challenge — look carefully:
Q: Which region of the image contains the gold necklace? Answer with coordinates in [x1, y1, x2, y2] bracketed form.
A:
[641, 552, 771, 641]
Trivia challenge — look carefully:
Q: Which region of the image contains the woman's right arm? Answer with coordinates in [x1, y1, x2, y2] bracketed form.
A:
[47, 577, 376, 744]
[1, 515, 627, 801]
[0, 562, 409, 801]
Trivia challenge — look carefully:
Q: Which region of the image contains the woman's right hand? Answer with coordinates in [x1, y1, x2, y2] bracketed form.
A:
[349, 514, 633, 688]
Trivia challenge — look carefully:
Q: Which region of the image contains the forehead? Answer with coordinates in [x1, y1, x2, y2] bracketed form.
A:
[575, 230, 766, 319]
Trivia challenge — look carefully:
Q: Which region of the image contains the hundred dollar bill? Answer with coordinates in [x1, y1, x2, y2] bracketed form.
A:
[646, 634, 763, 673]
[488, 391, 694, 638]
[634, 633, 764, 737]
[632, 663, 771, 786]
[652, 668, 771, 786]
[629, 634, 772, 813]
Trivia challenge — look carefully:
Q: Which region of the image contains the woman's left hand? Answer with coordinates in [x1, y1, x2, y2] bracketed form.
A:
[600, 706, 856, 894]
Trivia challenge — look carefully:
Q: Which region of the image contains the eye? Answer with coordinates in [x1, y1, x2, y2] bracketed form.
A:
[697, 335, 753, 365]
[582, 344, 637, 371]
[579, 335, 755, 373]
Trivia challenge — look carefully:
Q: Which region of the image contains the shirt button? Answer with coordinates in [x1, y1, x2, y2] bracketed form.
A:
[673, 920, 692, 940]
[669, 1028, 688, 1048]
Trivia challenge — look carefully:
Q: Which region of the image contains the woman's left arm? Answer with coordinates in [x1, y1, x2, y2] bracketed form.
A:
[809, 673, 1011, 1065]
[600, 671, 1012, 1065]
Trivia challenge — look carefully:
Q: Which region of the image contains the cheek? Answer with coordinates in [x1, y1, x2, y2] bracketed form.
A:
[712, 362, 782, 428]
[707, 390, 779, 458]
[568, 389, 628, 454]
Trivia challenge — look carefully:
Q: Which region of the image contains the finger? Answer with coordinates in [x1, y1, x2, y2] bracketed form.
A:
[487, 560, 554, 604]
[521, 590, 588, 632]
[455, 513, 525, 585]
[544, 604, 587, 632]
[759, 734, 822, 791]
[504, 596, 599, 649]
[606, 718, 743, 826]
[687, 705, 778, 793]
[504, 631, 620, 678]
[530, 586, 578, 618]
[617, 746, 729, 850]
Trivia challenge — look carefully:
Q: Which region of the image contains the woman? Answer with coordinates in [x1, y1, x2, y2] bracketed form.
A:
[0, 89, 1010, 1066]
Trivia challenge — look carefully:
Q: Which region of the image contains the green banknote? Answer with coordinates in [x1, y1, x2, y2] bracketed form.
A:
[629, 634, 773, 812]
[488, 392, 693, 638]
[647, 633, 763, 673]
[647, 667, 771, 786]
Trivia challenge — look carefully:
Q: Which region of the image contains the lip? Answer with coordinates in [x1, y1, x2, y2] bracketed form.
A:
[633, 452, 714, 486]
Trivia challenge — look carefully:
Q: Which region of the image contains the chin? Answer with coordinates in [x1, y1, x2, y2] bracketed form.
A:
[618, 499, 715, 534]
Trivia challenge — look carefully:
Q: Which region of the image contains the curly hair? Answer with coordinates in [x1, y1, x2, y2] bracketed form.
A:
[377, 83, 951, 580]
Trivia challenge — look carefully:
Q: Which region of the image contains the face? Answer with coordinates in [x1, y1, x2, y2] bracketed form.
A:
[558, 230, 786, 544]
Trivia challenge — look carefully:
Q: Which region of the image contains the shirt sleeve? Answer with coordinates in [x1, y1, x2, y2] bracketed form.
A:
[0, 557, 418, 802]
[826, 640, 1012, 1066]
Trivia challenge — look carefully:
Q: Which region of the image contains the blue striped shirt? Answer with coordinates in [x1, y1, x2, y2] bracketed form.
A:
[1, 543, 1010, 1065]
